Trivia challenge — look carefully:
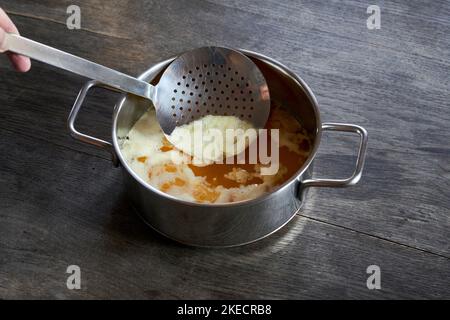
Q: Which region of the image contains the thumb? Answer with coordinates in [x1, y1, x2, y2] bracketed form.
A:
[0, 27, 6, 53]
[0, 27, 31, 72]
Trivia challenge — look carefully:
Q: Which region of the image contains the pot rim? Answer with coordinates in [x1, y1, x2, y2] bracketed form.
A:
[112, 49, 322, 208]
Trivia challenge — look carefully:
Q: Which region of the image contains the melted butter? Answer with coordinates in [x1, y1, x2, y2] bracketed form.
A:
[121, 102, 313, 203]
[188, 163, 262, 188]
[160, 137, 174, 152]
[187, 105, 309, 189]
[187, 145, 304, 189]
[137, 156, 148, 163]
[193, 184, 220, 203]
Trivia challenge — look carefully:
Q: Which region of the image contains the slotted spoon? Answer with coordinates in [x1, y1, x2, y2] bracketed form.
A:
[1, 33, 270, 141]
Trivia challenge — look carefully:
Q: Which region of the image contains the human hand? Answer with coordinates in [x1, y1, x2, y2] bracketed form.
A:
[0, 7, 31, 72]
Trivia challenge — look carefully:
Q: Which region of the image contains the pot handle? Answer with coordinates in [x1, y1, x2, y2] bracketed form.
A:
[299, 123, 368, 199]
[67, 80, 120, 166]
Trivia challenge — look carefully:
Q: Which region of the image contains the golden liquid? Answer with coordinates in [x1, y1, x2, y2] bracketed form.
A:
[187, 146, 307, 188]
[162, 103, 311, 190]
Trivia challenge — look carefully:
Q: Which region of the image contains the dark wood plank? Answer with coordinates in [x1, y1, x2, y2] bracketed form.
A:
[0, 0, 449, 298]
[1, 0, 449, 256]
[0, 128, 448, 299]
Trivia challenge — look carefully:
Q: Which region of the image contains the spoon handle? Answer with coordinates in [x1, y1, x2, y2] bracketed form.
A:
[1, 33, 154, 99]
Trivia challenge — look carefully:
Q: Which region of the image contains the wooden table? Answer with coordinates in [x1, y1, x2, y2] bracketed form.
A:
[0, 0, 448, 299]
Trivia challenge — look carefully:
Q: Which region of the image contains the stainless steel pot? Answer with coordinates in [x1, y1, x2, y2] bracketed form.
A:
[67, 50, 368, 247]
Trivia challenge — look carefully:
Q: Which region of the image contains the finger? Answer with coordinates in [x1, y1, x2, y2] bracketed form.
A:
[0, 8, 18, 33]
[0, 8, 31, 72]
[0, 26, 5, 50]
[7, 52, 31, 72]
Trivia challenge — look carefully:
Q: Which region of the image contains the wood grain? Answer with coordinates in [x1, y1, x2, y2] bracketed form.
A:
[1, 129, 448, 299]
[0, 0, 448, 299]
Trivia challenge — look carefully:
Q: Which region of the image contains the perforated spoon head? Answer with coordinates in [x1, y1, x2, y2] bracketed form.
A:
[2, 35, 270, 140]
[153, 47, 270, 136]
